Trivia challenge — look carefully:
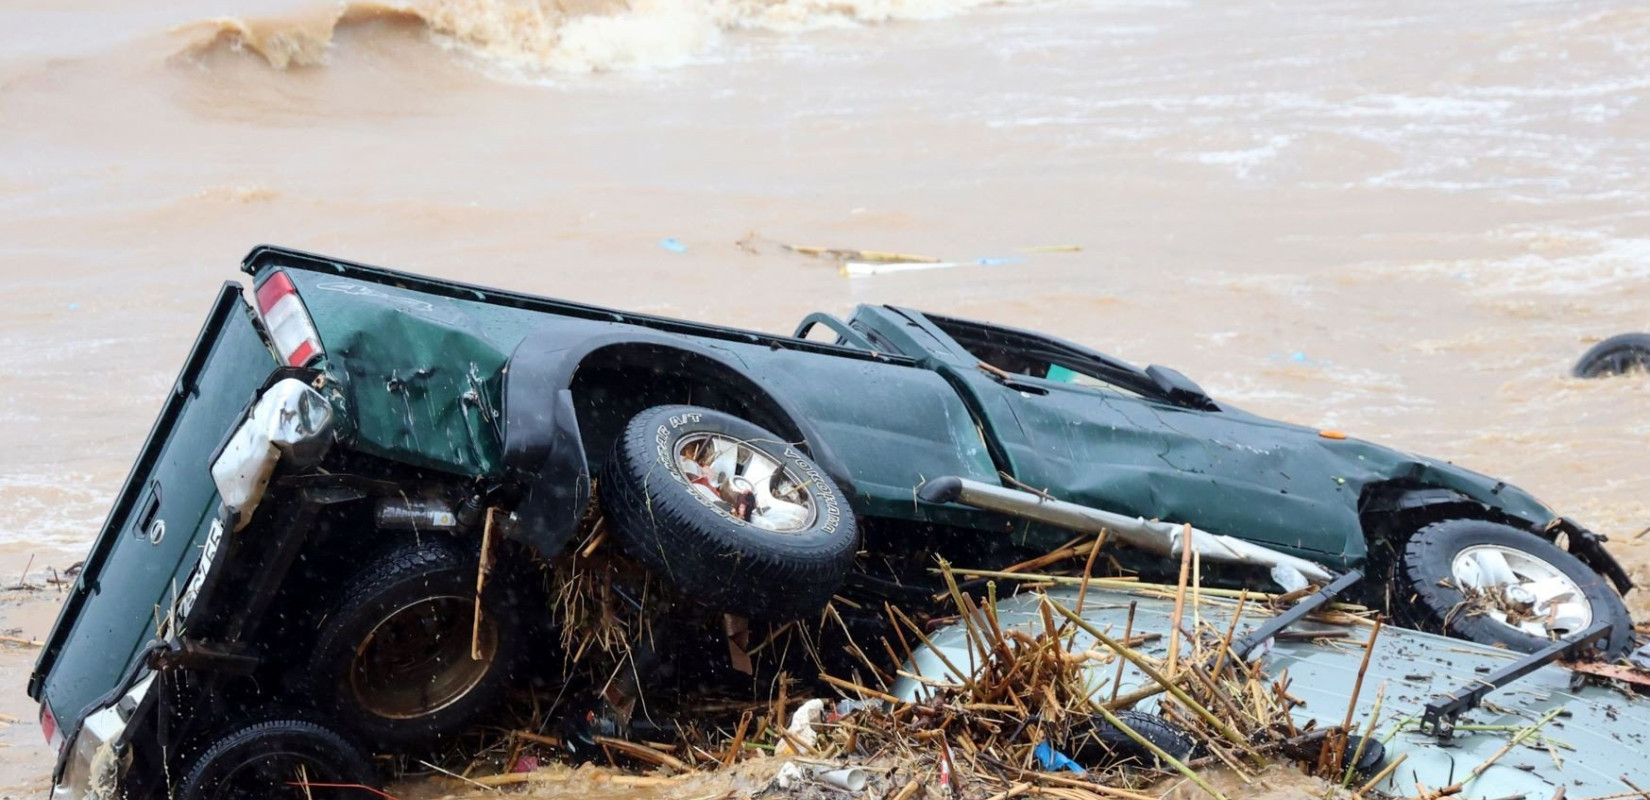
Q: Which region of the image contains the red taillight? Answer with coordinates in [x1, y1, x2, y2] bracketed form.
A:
[40, 700, 63, 753]
[254, 270, 324, 367]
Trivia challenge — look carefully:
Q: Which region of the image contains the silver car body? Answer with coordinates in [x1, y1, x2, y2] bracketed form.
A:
[895, 585, 1649, 795]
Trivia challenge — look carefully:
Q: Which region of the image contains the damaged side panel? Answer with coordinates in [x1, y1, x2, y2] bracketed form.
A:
[285, 272, 537, 477]
[924, 344, 1554, 566]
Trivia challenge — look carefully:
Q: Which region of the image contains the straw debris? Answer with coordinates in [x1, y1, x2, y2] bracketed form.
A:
[416, 525, 1394, 800]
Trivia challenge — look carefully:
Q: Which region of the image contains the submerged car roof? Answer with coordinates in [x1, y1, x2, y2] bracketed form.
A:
[898, 586, 1650, 797]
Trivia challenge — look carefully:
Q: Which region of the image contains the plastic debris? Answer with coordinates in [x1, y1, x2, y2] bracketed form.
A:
[1017, 245, 1083, 253]
[816, 766, 868, 791]
[1270, 563, 1310, 594]
[775, 698, 825, 756]
[773, 761, 806, 789]
[842, 261, 965, 276]
[842, 256, 1020, 277]
[1032, 741, 1086, 774]
[659, 237, 688, 253]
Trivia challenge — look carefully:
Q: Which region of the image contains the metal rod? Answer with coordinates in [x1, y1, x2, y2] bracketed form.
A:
[919, 476, 1335, 582]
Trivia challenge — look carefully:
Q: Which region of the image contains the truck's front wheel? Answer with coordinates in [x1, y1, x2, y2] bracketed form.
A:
[303, 539, 525, 750]
[1397, 518, 1633, 656]
[600, 405, 858, 619]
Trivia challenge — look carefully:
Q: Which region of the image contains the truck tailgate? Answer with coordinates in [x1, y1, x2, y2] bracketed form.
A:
[29, 284, 277, 730]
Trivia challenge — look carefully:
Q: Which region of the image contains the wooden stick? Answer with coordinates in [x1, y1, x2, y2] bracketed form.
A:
[1074, 532, 1108, 615]
[889, 777, 922, 800]
[819, 673, 904, 705]
[1167, 524, 1194, 675]
[579, 524, 608, 558]
[1355, 751, 1407, 796]
[419, 759, 498, 793]
[472, 508, 498, 661]
[1008, 771, 1158, 800]
[1323, 617, 1383, 776]
[1342, 682, 1386, 787]
[1210, 590, 1249, 678]
[594, 735, 692, 773]
[512, 730, 561, 748]
[720, 710, 752, 769]
[1108, 601, 1137, 704]
[1621, 777, 1650, 800]
[889, 603, 978, 694]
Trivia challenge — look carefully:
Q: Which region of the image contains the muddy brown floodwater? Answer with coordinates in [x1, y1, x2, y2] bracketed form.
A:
[1, 0, 1647, 794]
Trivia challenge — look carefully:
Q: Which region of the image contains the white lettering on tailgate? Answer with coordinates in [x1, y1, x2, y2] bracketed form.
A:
[177, 518, 225, 621]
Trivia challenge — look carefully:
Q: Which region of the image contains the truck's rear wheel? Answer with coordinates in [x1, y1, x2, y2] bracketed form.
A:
[304, 539, 524, 750]
[176, 717, 376, 800]
[1397, 519, 1632, 656]
[600, 405, 858, 619]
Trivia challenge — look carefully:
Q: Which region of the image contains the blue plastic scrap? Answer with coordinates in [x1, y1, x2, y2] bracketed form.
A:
[659, 237, 688, 254]
[1032, 741, 1086, 774]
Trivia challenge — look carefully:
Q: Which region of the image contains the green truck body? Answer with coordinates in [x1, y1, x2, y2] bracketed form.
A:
[27, 245, 1626, 797]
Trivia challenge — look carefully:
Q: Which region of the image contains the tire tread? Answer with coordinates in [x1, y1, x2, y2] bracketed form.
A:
[600, 405, 857, 618]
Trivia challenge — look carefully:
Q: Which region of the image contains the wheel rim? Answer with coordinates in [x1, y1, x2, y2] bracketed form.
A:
[350, 595, 497, 720]
[672, 432, 817, 533]
[1449, 545, 1593, 638]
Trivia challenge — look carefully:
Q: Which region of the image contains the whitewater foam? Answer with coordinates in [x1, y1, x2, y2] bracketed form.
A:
[176, 0, 1049, 74]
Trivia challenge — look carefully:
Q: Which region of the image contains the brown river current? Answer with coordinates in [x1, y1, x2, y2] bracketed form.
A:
[0, 0, 1646, 792]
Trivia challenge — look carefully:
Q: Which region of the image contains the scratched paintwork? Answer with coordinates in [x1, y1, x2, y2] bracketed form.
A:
[899, 586, 1650, 796]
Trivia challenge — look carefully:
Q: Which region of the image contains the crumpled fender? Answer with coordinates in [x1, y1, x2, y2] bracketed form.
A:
[501, 322, 855, 559]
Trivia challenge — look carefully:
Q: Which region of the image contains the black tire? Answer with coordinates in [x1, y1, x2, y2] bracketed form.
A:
[1281, 732, 1385, 780]
[600, 405, 858, 619]
[1342, 735, 1386, 781]
[1398, 519, 1633, 656]
[304, 538, 524, 750]
[1068, 710, 1197, 768]
[177, 718, 377, 800]
[1574, 333, 1650, 378]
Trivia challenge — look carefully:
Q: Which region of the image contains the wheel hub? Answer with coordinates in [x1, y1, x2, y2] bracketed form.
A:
[350, 595, 497, 720]
[673, 432, 817, 533]
[1449, 544, 1593, 639]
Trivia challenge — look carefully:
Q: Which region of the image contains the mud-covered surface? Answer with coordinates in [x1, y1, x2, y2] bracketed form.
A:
[4, 0, 1650, 794]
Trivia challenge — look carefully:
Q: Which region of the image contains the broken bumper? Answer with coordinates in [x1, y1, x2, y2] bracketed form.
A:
[210, 377, 334, 531]
[51, 675, 154, 800]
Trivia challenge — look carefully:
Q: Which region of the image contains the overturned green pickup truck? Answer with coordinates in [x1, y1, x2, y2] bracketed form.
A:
[29, 246, 1635, 798]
